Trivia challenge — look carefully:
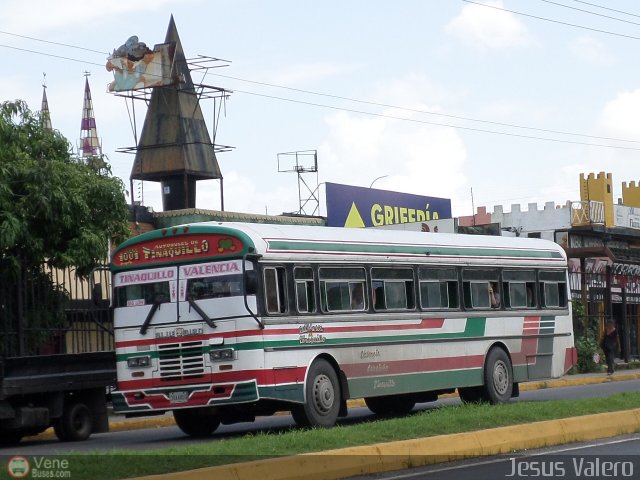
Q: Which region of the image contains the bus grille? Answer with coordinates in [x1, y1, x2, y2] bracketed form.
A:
[157, 341, 205, 381]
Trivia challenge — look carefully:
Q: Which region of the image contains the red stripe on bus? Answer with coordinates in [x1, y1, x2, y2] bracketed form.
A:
[115, 318, 446, 348]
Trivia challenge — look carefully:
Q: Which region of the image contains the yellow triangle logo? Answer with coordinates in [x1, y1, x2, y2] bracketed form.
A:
[344, 202, 365, 228]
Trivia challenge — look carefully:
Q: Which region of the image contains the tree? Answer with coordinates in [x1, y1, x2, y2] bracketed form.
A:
[0, 100, 129, 276]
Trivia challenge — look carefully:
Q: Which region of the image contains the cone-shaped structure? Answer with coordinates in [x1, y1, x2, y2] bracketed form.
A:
[40, 81, 52, 131]
[130, 15, 222, 211]
[79, 76, 102, 158]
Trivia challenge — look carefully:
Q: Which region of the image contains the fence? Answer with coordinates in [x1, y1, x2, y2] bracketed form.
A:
[0, 261, 113, 358]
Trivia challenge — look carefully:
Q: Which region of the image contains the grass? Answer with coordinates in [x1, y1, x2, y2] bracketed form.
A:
[14, 392, 640, 480]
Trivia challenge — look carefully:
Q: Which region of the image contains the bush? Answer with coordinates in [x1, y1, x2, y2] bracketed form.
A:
[575, 334, 601, 373]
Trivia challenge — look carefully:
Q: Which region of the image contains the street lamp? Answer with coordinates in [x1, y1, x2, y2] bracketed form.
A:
[369, 175, 389, 188]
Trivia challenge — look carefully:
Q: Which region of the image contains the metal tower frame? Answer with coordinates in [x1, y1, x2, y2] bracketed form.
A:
[277, 150, 319, 216]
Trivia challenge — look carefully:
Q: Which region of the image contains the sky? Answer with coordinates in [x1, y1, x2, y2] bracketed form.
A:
[2, 0, 640, 219]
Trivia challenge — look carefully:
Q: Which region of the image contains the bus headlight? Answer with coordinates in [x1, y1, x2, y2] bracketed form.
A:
[127, 355, 152, 368]
[210, 348, 234, 361]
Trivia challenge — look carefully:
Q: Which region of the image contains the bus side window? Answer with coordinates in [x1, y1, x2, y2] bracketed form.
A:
[539, 270, 568, 308]
[318, 267, 366, 312]
[462, 269, 499, 309]
[371, 268, 414, 311]
[294, 267, 315, 313]
[418, 268, 458, 310]
[502, 270, 536, 309]
[264, 266, 287, 314]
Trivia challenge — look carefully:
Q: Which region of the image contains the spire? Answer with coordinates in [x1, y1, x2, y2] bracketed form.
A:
[40, 73, 52, 131]
[78, 72, 102, 159]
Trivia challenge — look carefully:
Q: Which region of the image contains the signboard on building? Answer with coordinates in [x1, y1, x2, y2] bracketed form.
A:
[325, 182, 451, 228]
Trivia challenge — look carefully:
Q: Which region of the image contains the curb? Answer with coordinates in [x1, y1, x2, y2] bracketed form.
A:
[28, 371, 640, 440]
[132, 408, 640, 480]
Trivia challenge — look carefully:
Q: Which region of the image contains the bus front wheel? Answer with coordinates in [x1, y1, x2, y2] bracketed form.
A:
[292, 359, 340, 428]
[173, 407, 220, 437]
[482, 347, 513, 404]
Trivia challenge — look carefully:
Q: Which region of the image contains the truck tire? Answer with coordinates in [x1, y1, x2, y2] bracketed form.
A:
[291, 359, 341, 428]
[173, 408, 220, 437]
[54, 402, 93, 442]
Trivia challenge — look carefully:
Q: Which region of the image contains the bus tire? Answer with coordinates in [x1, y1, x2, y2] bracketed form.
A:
[54, 402, 93, 442]
[457, 386, 484, 403]
[292, 359, 340, 428]
[482, 347, 513, 404]
[364, 395, 415, 415]
[173, 407, 220, 437]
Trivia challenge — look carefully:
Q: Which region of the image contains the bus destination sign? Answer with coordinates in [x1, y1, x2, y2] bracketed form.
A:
[113, 234, 244, 267]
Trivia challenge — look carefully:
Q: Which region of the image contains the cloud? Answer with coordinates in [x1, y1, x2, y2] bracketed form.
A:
[445, 0, 534, 50]
[569, 36, 613, 66]
[598, 89, 640, 139]
[317, 78, 469, 216]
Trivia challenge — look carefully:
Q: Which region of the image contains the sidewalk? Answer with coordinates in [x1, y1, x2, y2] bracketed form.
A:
[31, 368, 640, 440]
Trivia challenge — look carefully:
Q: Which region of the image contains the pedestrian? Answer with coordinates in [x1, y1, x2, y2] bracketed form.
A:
[600, 321, 618, 376]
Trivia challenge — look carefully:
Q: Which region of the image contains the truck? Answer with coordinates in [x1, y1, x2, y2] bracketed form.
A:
[0, 265, 115, 444]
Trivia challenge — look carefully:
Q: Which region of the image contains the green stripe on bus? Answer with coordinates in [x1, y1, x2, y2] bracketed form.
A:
[267, 240, 563, 259]
[347, 368, 483, 398]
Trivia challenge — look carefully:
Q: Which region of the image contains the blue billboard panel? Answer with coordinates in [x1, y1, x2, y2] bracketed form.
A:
[325, 182, 452, 228]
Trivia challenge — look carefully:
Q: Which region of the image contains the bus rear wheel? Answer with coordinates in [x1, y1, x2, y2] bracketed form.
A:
[292, 359, 340, 428]
[173, 407, 220, 437]
[364, 394, 416, 415]
[482, 347, 513, 404]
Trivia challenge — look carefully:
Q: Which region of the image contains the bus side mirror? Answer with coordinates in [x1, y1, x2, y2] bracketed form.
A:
[245, 270, 258, 295]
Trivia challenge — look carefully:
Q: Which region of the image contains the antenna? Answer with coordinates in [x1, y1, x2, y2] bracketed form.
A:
[277, 150, 319, 215]
[471, 187, 476, 226]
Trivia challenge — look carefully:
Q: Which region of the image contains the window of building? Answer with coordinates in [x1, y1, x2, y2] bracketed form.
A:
[418, 268, 459, 309]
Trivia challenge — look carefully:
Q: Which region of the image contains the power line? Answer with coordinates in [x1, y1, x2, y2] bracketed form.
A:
[0, 30, 108, 55]
[571, 0, 640, 19]
[233, 89, 640, 151]
[538, 0, 640, 27]
[208, 72, 640, 144]
[461, 0, 640, 40]
[0, 43, 104, 66]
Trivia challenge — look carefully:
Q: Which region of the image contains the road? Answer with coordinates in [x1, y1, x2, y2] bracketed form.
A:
[354, 434, 640, 480]
[1, 379, 639, 456]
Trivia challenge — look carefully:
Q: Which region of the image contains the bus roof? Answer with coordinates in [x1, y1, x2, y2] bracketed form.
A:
[111, 221, 567, 271]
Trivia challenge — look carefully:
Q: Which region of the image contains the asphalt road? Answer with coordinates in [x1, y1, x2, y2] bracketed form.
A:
[354, 434, 640, 480]
[1, 379, 639, 456]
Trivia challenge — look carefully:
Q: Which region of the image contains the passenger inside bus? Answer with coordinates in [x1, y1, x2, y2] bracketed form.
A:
[489, 282, 500, 308]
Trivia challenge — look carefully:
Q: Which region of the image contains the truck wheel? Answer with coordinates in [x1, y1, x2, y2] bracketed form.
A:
[291, 359, 340, 428]
[54, 402, 93, 442]
[173, 408, 220, 437]
[364, 395, 415, 415]
[482, 348, 513, 404]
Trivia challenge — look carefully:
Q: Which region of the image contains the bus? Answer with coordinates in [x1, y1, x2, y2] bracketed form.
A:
[110, 222, 576, 436]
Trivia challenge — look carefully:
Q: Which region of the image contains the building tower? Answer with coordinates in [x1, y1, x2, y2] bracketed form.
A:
[40, 74, 52, 131]
[129, 16, 222, 211]
[78, 73, 102, 159]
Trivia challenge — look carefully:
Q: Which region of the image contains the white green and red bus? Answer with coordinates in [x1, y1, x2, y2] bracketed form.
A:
[110, 222, 576, 436]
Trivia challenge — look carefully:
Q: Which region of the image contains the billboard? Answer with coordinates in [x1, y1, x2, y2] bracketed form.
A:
[106, 36, 177, 92]
[325, 182, 451, 228]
